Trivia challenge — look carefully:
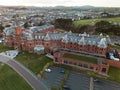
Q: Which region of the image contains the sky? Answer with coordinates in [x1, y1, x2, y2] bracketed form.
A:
[0, 0, 120, 7]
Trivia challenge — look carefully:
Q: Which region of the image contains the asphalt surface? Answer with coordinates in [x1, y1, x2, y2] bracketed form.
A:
[42, 66, 64, 89]
[94, 79, 120, 90]
[65, 71, 90, 90]
[0, 55, 48, 90]
[42, 66, 120, 90]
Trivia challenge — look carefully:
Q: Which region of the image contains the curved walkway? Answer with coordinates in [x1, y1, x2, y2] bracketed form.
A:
[0, 55, 48, 90]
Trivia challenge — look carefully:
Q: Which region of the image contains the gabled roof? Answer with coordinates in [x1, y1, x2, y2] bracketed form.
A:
[29, 25, 54, 32]
[3, 27, 15, 36]
[98, 38, 107, 48]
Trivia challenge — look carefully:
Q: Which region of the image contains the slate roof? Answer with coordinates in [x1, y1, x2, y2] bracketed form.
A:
[32, 32, 111, 48]
[29, 25, 54, 32]
[3, 27, 15, 36]
[3, 25, 111, 49]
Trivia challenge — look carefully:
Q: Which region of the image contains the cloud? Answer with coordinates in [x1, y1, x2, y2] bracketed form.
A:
[0, 0, 120, 7]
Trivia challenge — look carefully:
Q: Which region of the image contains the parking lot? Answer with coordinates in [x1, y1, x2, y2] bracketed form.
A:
[42, 66, 65, 89]
[41, 66, 120, 90]
[65, 71, 90, 90]
[42, 67, 90, 90]
[94, 79, 120, 90]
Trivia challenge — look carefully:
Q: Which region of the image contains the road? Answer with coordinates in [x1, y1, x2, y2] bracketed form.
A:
[0, 55, 48, 90]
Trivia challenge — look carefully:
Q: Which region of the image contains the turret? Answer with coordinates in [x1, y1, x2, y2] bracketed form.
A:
[15, 27, 22, 35]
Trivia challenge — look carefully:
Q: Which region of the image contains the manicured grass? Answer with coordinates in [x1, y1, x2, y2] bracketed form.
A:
[73, 17, 120, 26]
[63, 53, 98, 64]
[111, 45, 120, 50]
[0, 63, 32, 90]
[15, 51, 53, 74]
[0, 43, 13, 52]
[108, 66, 120, 83]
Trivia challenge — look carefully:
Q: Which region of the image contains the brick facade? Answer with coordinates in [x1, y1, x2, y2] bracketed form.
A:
[106, 59, 120, 68]
[3, 26, 111, 56]
[3, 25, 113, 74]
[54, 52, 109, 74]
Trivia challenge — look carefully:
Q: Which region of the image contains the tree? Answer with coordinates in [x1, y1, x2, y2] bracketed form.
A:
[95, 20, 120, 36]
[95, 20, 112, 33]
[55, 18, 73, 31]
[24, 22, 29, 28]
[72, 24, 95, 34]
[0, 24, 4, 33]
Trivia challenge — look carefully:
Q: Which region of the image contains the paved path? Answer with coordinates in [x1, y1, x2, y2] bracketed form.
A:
[0, 55, 48, 90]
[90, 77, 94, 90]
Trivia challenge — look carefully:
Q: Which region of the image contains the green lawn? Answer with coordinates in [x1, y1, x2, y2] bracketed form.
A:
[110, 45, 120, 50]
[15, 51, 53, 74]
[63, 53, 98, 64]
[73, 17, 120, 26]
[0, 63, 32, 90]
[108, 66, 120, 83]
[0, 43, 13, 52]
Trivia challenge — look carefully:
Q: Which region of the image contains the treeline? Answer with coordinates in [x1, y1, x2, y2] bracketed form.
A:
[55, 18, 72, 31]
[54, 18, 120, 36]
[95, 21, 120, 36]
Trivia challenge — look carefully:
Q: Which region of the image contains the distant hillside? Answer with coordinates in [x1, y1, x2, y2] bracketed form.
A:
[74, 17, 120, 26]
[78, 5, 95, 9]
[1, 5, 120, 10]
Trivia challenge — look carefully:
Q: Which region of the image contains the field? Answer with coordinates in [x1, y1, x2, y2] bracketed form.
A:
[15, 51, 53, 74]
[73, 17, 120, 26]
[63, 53, 98, 64]
[0, 63, 32, 90]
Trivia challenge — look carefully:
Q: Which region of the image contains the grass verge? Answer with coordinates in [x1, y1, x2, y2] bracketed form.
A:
[59, 70, 70, 90]
[0, 63, 32, 90]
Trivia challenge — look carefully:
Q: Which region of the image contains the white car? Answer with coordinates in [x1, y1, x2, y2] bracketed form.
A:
[45, 68, 52, 72]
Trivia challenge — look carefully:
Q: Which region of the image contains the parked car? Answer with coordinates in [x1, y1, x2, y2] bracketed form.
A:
[60, 69, 65, 74]
[94, 79, 100, 82]
[45, 68, 52, 72]
[63, 85, 71, 90]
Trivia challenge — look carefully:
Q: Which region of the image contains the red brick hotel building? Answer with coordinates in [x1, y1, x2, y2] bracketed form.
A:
[3, 25, 113, 74]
